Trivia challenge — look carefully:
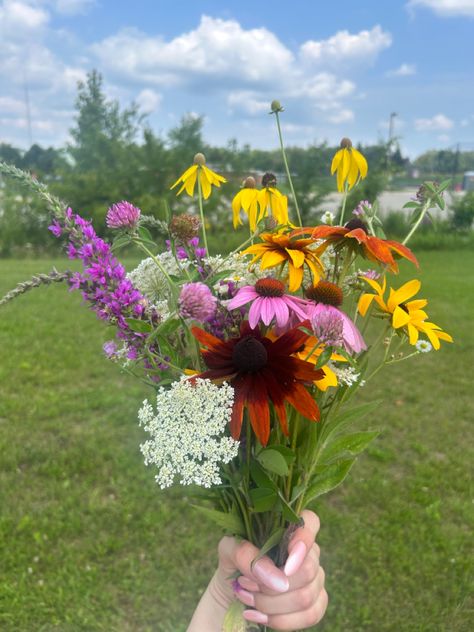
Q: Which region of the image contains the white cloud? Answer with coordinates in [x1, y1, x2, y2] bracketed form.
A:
[327, 109, 355, 124]
[414, 113, 454, 131]
[437, 133, 451, 142]
[387, 63, 417, 76]
[51, 0, 97, 15]
[91, 16, 294, 87]
[300, 25, 392, 66]
[227, 91, 269, 116]
[0, 0, 49, 36]
[136, 88, 161, 113]
[407, 0, 474, 17]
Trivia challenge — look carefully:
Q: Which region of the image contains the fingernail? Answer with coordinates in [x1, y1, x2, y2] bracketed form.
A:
[253, 561, 289, 592]
[243, 609, 268, 624]
[284, 540, 307, 577]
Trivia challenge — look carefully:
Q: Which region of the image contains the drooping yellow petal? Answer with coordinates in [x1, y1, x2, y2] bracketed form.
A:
[337, 149, 350, 192]
[200, 169, 212, 199]
[232, 191, 243, 228]
[347, 157, 360, 189]
[285, 248, 306, 268]
[287, 261, 304, 291]
[352, 149, 368, 179]
[331, 149, 344, 175]
[392, 305, 411, 328]
[315, 364, 338, 391]
[407, 323, 419, 345]
[202, 164, 226, 186]
[260, 249, 287, 269]
[358, 293, 376, 316]
[170, 164, 198, 190]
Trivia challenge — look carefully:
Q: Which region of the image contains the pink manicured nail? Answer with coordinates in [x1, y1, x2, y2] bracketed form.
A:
[238, 576, 260, 592]
[243, 609, 268, 624]
[284, 540, 307, 577]
[253, 560, 289, 592]
[233, 585, 255, 607]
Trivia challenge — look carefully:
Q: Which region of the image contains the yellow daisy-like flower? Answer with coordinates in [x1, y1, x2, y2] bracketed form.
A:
[242, 231, 324, 292]
[331, 138, 368, 192]
[358, 276, 453, 350]
[295, 337, 347, 391]
[232, 176, 262, 231]
[170, 153, 226, 200]
[257, 172, 289, 226]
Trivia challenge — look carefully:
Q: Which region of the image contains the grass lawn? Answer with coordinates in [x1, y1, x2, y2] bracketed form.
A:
[0, 252, 472, 631]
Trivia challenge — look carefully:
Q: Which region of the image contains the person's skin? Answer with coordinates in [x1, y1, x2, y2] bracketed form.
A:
[188, 510, 327, 631]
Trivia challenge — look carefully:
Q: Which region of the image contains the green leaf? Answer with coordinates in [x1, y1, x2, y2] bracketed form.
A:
[138, 226, 155, 243]
[250, 461, 277, 490]
[269, 445, 296, 466]
[322, 400, 382, 442]
[156, 318, 180, 336]
[111, 235, 131, 251]
[314, 346, 333, 369]
[249, 487, 278, 512]
[277, 492, 301, 523]
[403, 201, 420, 209]
[124, 317, 153, 333]
[250, 527, 285, 569]
[438, 178, 451, 192]
[319, 431, 379, 464]
[191, 505, 246, 536]
[257, 448, 289, 476]
[304, 458, 356, 503]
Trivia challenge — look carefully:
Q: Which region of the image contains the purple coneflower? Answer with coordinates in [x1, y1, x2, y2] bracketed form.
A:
[106, 201, 141, 230]
[227, 277, 308, 329]
[305, 280, 366, 353]
[179, 282, 217, 322]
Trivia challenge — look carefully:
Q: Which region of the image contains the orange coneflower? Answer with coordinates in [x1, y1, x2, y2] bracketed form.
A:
[192, 321, 324, 446]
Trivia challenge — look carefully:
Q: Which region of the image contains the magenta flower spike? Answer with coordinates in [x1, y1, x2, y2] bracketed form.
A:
[106, 201, 141, 230]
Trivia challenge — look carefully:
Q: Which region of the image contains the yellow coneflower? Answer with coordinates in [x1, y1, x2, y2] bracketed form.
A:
[170, 153, 226, 200]
[331, 138, 368, 192]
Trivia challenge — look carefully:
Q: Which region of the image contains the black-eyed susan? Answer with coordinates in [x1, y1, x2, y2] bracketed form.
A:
[358, 276, 453, 350]
[242, 231, 324, 292]
[170, 153, 226, 199]
[232, 176, 262, 231]
[257, 172, 289, 226]
[331, 138, 368, 192]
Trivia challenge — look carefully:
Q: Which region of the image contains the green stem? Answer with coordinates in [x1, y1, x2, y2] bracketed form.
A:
[197, 172, 209, 254]
[132, 239, 176, 298]
[274, 111, 303, 227]
[402, 198, 431, 245]
[339, 183, 349, 225]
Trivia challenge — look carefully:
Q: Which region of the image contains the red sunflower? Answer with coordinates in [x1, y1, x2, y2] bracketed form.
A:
[191, 321, 324, 446]
[292, 219, 418, 273]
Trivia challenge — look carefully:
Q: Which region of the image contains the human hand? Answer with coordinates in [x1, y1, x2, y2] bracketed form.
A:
[212, 510, 327, 630]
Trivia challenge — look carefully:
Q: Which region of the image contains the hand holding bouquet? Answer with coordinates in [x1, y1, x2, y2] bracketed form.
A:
[0, 103, 452, 631]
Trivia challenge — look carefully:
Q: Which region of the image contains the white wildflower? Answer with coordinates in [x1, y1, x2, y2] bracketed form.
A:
[127, 254, 191, 303]
[204, 252, 265, 296]
[416, 340, 433, 353]
[321, 210, 335, 225]
[138, 377, 239, 489]
[333, 365, 361, 387]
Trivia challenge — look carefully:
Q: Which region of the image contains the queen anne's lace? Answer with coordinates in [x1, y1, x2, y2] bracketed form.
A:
[138, 377, 239, 489]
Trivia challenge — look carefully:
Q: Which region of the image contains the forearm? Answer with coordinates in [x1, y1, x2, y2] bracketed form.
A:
[187, 571, 233, 632]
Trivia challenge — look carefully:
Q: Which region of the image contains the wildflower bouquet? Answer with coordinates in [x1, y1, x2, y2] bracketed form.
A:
[0, 103, 452, 631]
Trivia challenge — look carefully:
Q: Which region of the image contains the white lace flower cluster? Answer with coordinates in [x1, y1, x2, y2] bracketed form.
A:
[138, 377, 239, 489]
[332, 365, 363, 387]
[127, 254, 191, 303]
[204, 252, 264, 296]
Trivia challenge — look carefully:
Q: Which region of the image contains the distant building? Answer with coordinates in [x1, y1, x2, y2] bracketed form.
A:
[462, 171, 474, 192]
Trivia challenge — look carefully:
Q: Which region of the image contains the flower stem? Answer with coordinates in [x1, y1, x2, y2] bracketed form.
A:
[402, 199, 430, 245]
[273, 111, 303, 227]
[197, 172, 209, 254]
[132, 239, 177, 299]
[339, 183, 349, 225]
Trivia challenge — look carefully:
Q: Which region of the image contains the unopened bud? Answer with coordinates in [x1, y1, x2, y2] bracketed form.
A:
[265, 216, 278, 230]
[244, 176, 256, 189]
[193, 153, 206, 166]
[270, 100, 284, 113]
[340, 137, 352, 149]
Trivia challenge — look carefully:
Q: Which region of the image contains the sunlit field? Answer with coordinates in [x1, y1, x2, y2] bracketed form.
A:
[0, 251, 472, 631]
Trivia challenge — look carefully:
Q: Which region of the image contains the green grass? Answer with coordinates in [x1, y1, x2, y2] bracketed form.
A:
[0, 253, 472, 631]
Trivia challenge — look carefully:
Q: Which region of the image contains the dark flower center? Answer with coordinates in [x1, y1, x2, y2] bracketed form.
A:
[344, 218, 369, 233]
[232, 336, 268, 373]
[255, 277, 285, 297]
[305, 280, 343, 306]
[262, 172, 277, 188]
[400, 303, 409, 313]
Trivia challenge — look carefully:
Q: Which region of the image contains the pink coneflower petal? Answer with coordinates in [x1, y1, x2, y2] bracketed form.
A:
[227, 286, 257, 309]
[273, 299, 289, 328]
[339, 311, 367, 353]
[248, 297, 264, 328]
[284, 296, 310, 320]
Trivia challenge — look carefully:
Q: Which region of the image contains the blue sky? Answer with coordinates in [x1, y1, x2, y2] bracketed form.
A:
[1, 0, 473, 157]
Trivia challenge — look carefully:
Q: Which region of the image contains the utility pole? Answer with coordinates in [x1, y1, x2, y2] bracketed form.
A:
[388, 112, 397, 145]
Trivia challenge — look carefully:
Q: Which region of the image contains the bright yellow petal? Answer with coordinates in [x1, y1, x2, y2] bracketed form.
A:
[407, 323, 419, 345]
[347, 157, 359, 189]
[232, 192, 243, 228]
[352, 149, 368, 179]
[183, 169, 198, 196]
[261, 249, 287, 269]
[362, 276, 384, 295]
[285, 248, 305, 268]
[392, 305, 411, 328]
[387, 280, 421, 311]
[331, 149, 344, 175]
[287, 262, 304, 291]
[358, 293, 375, 316]
[200, 169, 212, 199]
[202, 164, 226, 185]
[170, 164, 197, 190]
[315, 364, 338, 391]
